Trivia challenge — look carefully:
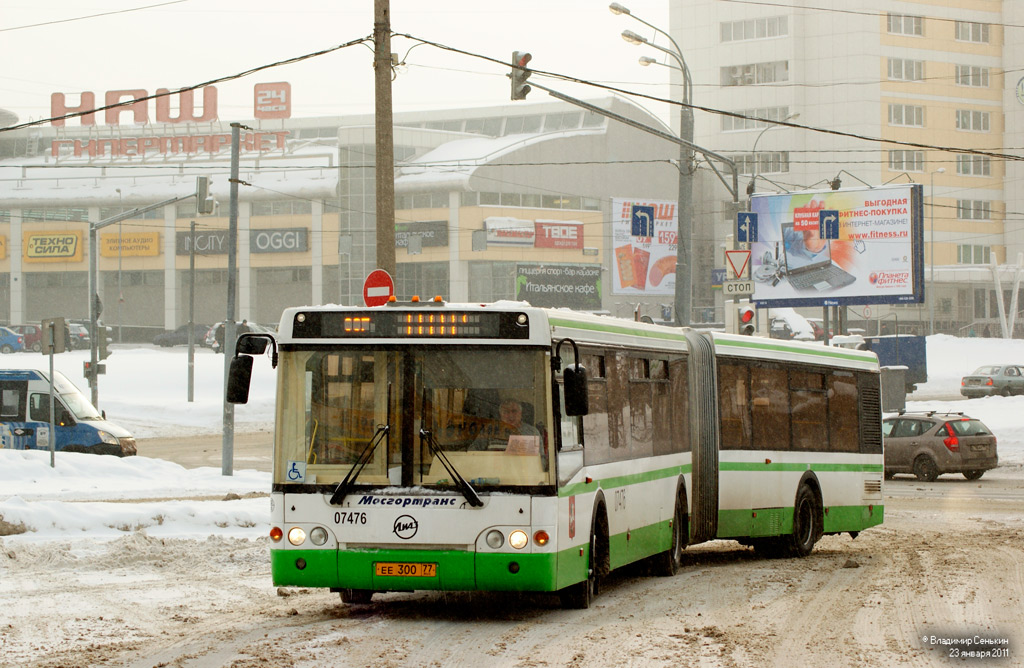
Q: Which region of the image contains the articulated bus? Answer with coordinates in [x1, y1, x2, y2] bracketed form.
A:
[228, 300, 884, 608]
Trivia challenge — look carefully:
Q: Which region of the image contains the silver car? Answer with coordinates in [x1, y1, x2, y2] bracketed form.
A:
[960, 365, 1024, 398]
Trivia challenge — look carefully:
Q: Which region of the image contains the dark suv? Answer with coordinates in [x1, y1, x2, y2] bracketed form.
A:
[882, 411, 998, 481]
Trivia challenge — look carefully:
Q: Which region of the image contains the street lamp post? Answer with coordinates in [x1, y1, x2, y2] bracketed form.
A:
[747, 113, 799, 210]
[929, 167, 946, 335]
[612, 3, 694, 326]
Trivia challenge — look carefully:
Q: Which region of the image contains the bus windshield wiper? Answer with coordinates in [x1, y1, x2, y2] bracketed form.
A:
[329, 424, 390, 505]
[419, 428, 483, 508]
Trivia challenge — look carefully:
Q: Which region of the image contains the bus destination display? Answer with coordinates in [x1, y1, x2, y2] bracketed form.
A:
[292, 311, 530, 339]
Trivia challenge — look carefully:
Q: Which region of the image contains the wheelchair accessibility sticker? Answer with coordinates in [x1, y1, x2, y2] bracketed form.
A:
[286, 461, 307, 483]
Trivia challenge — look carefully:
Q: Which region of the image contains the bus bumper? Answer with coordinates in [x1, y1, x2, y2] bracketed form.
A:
[271, 547, 560, 592]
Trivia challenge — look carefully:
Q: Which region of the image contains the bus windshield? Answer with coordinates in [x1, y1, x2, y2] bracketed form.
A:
[274, 346, 554, 489]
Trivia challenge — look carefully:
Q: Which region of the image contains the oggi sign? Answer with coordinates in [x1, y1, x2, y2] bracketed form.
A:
[250, 228, 308, 254]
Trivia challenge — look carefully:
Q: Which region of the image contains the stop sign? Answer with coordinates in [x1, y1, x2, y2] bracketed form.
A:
[363, 269, 395, 307]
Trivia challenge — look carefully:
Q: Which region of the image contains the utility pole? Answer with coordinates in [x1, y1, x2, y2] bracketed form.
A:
[374, 0, 396, 275]
[222, 123, 244, 476]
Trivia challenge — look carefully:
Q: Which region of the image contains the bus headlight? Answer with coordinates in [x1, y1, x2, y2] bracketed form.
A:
[486, 530, 504, 549]
[287, 527, 306, 546]
[309, 526, 328, 546]
[509, 530, 528, 549]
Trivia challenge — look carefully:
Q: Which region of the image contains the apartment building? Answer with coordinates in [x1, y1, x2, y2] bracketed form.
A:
[674, 0, 1022, 334]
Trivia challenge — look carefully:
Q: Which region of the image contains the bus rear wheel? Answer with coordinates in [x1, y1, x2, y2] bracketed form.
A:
[653, 490, 685, 576]
[786, 485, 822, 558]
[340, 589, 374, 605]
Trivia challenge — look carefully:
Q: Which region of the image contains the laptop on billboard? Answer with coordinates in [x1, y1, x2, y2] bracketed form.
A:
[781, 222, 855, 291]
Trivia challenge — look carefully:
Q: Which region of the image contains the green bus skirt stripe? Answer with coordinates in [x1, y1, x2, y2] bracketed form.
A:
[560, 460, 881, 496]
[271, 502, 882, 592]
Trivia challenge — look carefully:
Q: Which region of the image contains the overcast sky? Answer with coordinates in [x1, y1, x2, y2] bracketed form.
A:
[1, 0, 676, 128]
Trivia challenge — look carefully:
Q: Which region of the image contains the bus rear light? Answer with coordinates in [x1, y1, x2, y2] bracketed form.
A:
[287, 527, 307, 546]
[509, 530, 528, 549]
[270, 526, 283, 542]
[533, 530, 549, 546]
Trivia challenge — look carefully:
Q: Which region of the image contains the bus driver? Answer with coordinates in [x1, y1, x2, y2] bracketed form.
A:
[472, 398, 538, 450]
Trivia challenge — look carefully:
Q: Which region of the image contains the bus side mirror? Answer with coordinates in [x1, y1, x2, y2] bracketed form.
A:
[563, 365, 589, 416]
[235, 333, 277, 368]
[226, 355, 255, 404]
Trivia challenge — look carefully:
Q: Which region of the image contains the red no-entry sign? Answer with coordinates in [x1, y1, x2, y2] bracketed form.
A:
[363, 269, 395, 307]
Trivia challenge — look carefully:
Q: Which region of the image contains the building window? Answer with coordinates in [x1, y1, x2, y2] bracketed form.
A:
[887, 58, 924, 82]
[721, 61, 789, 87]
[251, 200, 313, 216]
[20, 208, 89, 223]
[720, 16, 788, 42]
[734, 151, 790, 175]
[543, 112, 582, 132]
[888, 104, 924, 127]
[956, 109, 990, 132]
[957, 200, 992, 220]
[721, 106, 791, 132]
[463, 117, 503, 136]
[956, 154, 991, 176]
[958, 245, 991, 264]
[887, 13, 924, 36]
[99, 206, 164, 220]
[887, 150, 924, 172]
[955, 65, 989, 87]
[468, 261, 516, 302]
[955, 21, 990, 43]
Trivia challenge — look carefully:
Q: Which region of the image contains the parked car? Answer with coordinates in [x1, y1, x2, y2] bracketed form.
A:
[0, 327, 25, 354]
[67, 323, 91, 350]
[153, 324, 210, 347]
[960, 364, 1024, 398]
[207, 320, 260, 353]
[9, 324, 43, 353]
[882, 411, 998, 481]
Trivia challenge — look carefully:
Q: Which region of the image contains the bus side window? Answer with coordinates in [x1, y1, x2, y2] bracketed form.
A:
[1, 389, 22, 420]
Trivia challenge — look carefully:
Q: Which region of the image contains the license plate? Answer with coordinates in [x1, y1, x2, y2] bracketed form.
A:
[375, 562, 437, 578]
[971, 444, 988, 452]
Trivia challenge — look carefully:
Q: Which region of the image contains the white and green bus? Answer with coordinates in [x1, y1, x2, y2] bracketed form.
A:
[227, 300, 884, 608]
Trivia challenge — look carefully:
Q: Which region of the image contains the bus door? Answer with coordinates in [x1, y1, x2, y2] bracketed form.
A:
[0, 378, 35, 450]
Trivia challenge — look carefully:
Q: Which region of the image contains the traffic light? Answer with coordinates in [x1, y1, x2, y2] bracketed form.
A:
[738, 304, 756, 336]
[510, 51, 532, 100]
[98, 326, 109, 360]
[196, 176, 215, 215]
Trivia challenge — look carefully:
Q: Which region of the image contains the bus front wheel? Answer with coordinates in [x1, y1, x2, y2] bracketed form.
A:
[560, 505, 607, 609]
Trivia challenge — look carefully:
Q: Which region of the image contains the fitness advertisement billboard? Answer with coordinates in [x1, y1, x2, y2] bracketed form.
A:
[748, 184, 924, 307]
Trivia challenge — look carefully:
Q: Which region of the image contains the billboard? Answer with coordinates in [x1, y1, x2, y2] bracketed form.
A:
[515, 263, 601, 310]
[23, 231, 83, 263]
[610, 198, 678, 296]
[749, 184, 924, 307]
[101, 231, 161, 257]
